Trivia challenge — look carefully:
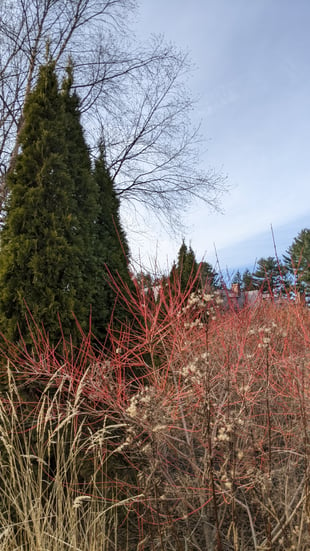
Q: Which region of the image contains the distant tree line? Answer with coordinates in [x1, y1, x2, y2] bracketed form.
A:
[232, 229, 310, 300]
[141, 229, 310, 302]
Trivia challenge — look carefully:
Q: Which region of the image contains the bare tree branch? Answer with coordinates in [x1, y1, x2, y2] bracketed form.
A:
[0, 0, 226, 228]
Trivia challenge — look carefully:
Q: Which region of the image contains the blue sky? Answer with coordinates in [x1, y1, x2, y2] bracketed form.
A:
[128, 0, 310, 278]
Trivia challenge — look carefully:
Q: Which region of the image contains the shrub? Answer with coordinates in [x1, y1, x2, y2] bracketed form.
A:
[0, 274, 309, 550]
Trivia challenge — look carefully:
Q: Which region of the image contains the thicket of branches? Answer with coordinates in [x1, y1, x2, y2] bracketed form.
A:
[0, 0, 225, 227]
[0, 273, 309, 550]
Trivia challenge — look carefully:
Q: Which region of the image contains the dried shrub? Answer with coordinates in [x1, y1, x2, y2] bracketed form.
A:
[0, 273, 309, 550]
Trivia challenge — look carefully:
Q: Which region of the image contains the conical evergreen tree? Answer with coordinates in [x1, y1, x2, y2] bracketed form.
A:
[0, 59, 132, 345]
[61, 64, 99, 329]
[171, 240, 198, 293]
[91, 146, 132, 340]
[0, 61, 88, 343]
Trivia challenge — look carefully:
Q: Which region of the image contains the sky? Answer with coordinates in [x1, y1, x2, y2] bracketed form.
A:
[127, 0, 310, 278]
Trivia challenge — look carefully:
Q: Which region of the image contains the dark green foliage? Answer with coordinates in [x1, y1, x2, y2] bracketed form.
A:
[284, 228, 310, 297]
[241, 269, 255, 291]
[169, 241, 220, 297]
[170, 240, 219, 294]
[0, 60, 131, 345]
[61, 65, 100, 331]
[0, 61, 82, 343]
[91, 147, 132, 340]
[170, 240, 198, 292]
[252, 256, 288, 295]
[199, 260, 220, 289]
[134, 271, 154, 289]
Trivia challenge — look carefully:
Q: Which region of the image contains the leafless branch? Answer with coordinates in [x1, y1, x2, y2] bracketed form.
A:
[0, 0, 226, 228]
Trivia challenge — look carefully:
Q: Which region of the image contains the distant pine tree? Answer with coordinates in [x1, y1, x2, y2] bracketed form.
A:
[199, 261, 220, 289]
[252, 257, 288, 296]
[242, 269, 255, 291]
[171, 240, 198, 293]
[283, 228, 310, 297]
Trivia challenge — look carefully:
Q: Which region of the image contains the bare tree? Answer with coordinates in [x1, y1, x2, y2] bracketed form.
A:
[0, 0, 225, 226]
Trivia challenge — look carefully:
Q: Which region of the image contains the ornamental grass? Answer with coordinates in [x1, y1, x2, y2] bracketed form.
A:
[0, 273, 309, 550]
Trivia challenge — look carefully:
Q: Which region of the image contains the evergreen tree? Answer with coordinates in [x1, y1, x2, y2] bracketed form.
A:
[0, 60, 106, 344]
[171, 240, 198, 293]
[283, 228, 310, 297]
[0, 58, 132, 345]
[169, 242, 220, 293]
[242, 269, 255, 291]
[199, 261, 220, 289]
[61, 64, 99, 329]
[91, 147, 132, 340]
[252, 257, 288, 295]
[0, 61, 84, 343]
